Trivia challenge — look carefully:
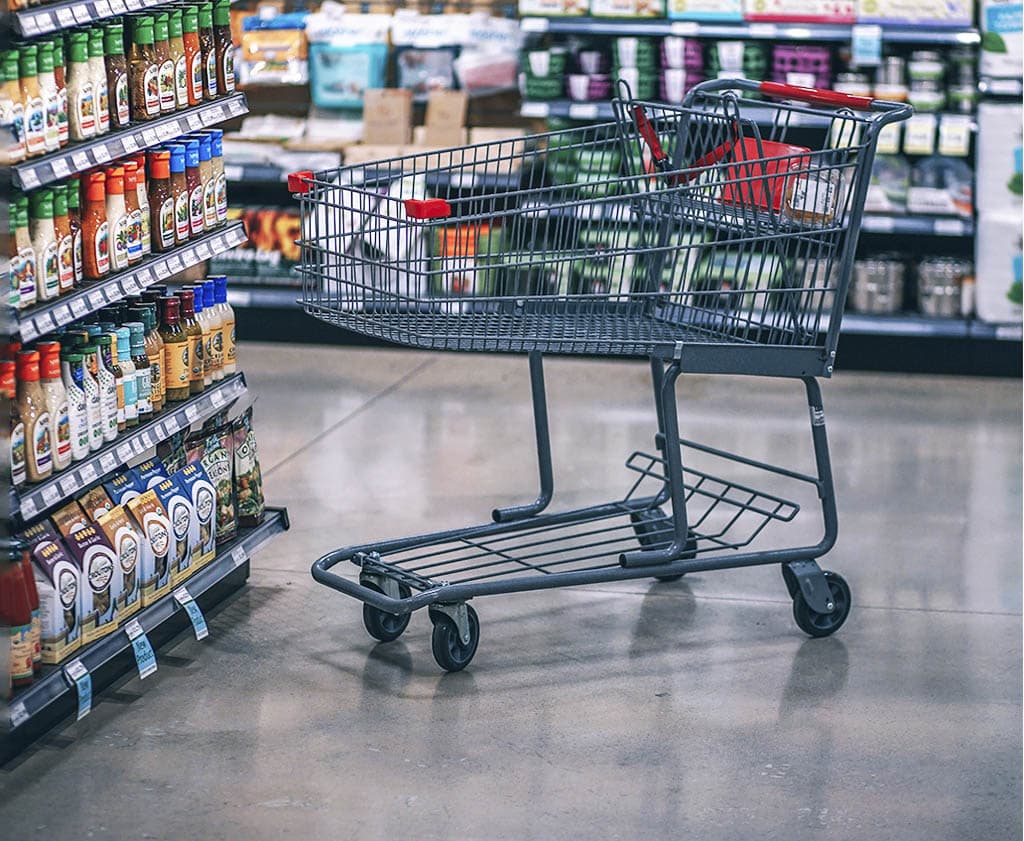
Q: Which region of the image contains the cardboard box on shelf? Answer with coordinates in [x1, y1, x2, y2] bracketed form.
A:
[126, 491, 172, 607]
[78, 485, 115, 521]
[976, 102, 1023, 214]
[856, 0, 972, 25]
[64, 525, 121, 644]
[105, 469, 147, 508]
[591, 0, 665, 16]
[26, 522, 82, 664]
[363, 89, 414, 146]
[176, 465, 217, 570]
[96, 506, 144, 623]
[136, 458, 170, 491]
[518, 0, 589, 15]
[52, 500, 91, 540]
[980, 0, 1024, 79]
[153, 477, 198, 586]
[422, 90, 469, 148]
[975, 211, 1023, 324]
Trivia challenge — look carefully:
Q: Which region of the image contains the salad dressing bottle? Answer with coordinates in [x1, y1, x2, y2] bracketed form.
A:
[60, 348, 91, 463]
[159, 296, 190, 402]
[66, 31, 95, 141]
[16, 350, 53, 483]
[1, 50, 27, 163]
[79, 344, 107, 450]
[88, 27, 110, 136]
[29, 189, 59, 302]
[19, 44, 45, 158]
[36, 342, 71, 472]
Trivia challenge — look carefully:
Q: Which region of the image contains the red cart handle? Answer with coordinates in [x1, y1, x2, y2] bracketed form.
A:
[757, 81, 875, 111]
[288, 170, 314, 194]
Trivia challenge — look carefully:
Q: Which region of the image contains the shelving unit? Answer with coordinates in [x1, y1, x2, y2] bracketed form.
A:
[1, 6, 290, 752]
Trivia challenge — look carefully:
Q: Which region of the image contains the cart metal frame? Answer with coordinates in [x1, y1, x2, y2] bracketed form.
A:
[299, 79, 911, 670]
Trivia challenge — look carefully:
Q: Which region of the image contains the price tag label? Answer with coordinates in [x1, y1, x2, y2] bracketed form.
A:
[116, 443, 134, 462]
[876, 122, 901, 155]
[70, 297, 88, 318]
[162, 415, 180, 434]
[125, 619, 157, 679]
[519, 16, 549, 32]
[54, 303, 73, 325]
[110, 0, 127, 12]
[58, 477, 79, 497]
[174, 588, 209, 640]
[851, 24, 883, 67]
[20, 14, 41, 34]
[87, 289, 105, 309]
[79, 463, 98, 483]
[99, 452, 117, 473]
[669, 20, 699, 35]
[140, 430, 156, 448]
[168, 256, 184, 273]
[153, 422, 166, 440]
[231, 545, 248, 568]
[121, 134, 139, 154]
[94, 0, 112, 15]
[210, 388, 226, 407]
[934, 218, 966, 236]
[136, 267, 154, 286]
[141, 129, 158, 147]
[938, 115, 972, 158]
[208, 105, 226, 122]
[124, 0, 142, 10]
[520, 102, 550, 119]
[19, 168, 40, 190]
[102, 284, 118, 303]
[41, 484, 60, 506]
[903, 114, 937, 156]
[229, 98, 246, 116]
[185, 404, 200, 422]
[155, 261, 171, 279]
[64, 659, 92, 721]
[863, 215, 895, 233]
[158, 122, 178, 140]
[20, 497, 39, 519]
[120, 275, 141, 295]
[196, 243, 211, 260]
[747, 23, 777, 37]
[130, 436, 145, 455]
[223, 165, 242, 182]
[20, 320, 38, 342]
[568, 103, 599, 120]
[57, 7, 76, 26]
[52, 158, 72, 179]
[91, 145, 112, 165]
[187, 114, 203, 131]
[72, 4, 91, 23]
[9, 701, 29, 729]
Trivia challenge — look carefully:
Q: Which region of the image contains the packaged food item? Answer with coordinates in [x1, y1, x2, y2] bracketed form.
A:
[96, 505, 143, 621]
[158, 429, 189, 475]
[176, 464, 216, 568]
[238, 15, 309, 87]
[187, 423, 237, 543]
[126, 490, 171, 605]
[52, 499, 90, 540]
[232, 407, 265, 528]
[783, 165, 843, 226]
[64, 523, 120, 643]
[154, 475, 197, 584]
[136, 456, 170, 489]
[28, 523, 82, 663]
[105, 469, 146, 506]
[78, 484, 115, 520]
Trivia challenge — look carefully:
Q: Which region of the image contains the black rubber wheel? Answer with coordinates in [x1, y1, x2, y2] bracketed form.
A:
[629, 508, 698, 582]
[362, 582, 412, 642]
[430, 605, 480, 672]
[792, 571, 851, 638]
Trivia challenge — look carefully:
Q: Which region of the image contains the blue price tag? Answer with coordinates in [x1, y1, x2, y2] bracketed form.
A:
[65, 659, 92, 720]
[174, 588, 209, 641]
[125, 619, 158, 679]
[851, 25, 882, 67]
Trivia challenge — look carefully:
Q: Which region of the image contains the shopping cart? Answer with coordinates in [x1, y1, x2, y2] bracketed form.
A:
[294, 79, 911, 671]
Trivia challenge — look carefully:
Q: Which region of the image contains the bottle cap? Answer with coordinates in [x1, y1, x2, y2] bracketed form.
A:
[177, 288, 196, 317]
[133, 154, 148, 184]
[66, 177, 81, 210]
[125, 321, 146, 346]
[160, 295, 181, 325]
[191, 285, 204, 313]
[62, 351, 84, 364]
[213, 275, 227, 303]
[99, 322, 117, 333]
[105, 166, 125, 195]
[195, 133, 212, 162]
[37, 342, 61, 379]
[202, 279, 215, 309]
[37, 40, 54, 74]
[104, 24, 125, 56]
[207, 128, 223, 158]
[116, 327, 132, 360]
[183, 5, 199, 33]
[18, 44, 38, 77]
[84, 171, 106, 202]
[169, 9, 184, 38]
[0, 360, 15, 397]
[88, 26, 105, 58]
[168, 144, 186, 174]
[134, 16, 155, 46]
[184, 139, 200, 169]
[52, 37, 64, 65]
[149, 149, 171, 180]
[199, 3, 214, 29]
[154, 13, 170, 42]
[29, 189, 54, 219]
[124, 161, 138, 190]
[53, 186, 68, 217]
[16, 350, 40, 382]
[81, 344, 98, 357]
[213, 0, 231, 26]
[2, 51, 19, 82]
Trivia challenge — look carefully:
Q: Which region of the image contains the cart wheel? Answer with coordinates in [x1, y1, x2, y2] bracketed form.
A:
[792, 571, 851, 638]
[630, 509, 699, 582]
[362, 582, 412, 643]
[430, 605, 480, 673]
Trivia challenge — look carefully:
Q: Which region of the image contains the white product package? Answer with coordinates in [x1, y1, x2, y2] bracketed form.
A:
[975, 211, 1023, 324]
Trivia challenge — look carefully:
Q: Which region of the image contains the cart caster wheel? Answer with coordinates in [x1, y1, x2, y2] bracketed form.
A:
[362, 583, 412, 643]
[430, 605, 480, 673]
[792, 571, 851, 638]
[630, 508, 698, 583]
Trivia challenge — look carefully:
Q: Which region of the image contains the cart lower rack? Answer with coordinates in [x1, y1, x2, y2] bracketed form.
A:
[301, 79, 910, 671]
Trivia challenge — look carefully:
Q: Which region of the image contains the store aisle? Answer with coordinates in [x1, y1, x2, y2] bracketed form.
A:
[1, 343, 1020, 841]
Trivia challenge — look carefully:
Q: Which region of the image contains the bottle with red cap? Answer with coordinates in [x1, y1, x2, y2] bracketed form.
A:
[82, 171, 110, 280]
[37, 341, 71, 473]
[16, 350, 53, 483]
[105, 165, 130, 273]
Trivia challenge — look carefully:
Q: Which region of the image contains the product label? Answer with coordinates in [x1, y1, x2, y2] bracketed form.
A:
[222, 49, 235, 93]
[115, 376, 125, 424]
[148, 353, 163, 403]
[190, 52, 203, 101]
[159, 60, 175, 111]
[226, 321, 235, 363]
[127, 209, 143, 260]
[138, 196, 151, 253]
[123, 371, 138, 420]
[786, 174, 838, 223]
[204, 331, 214, 373]
[42, 241, 60, 297]
[191, 335, 204, 378]
[17, 246, 36, 303]
[165, 342, 190, 390]
[33, 411, 53, 474]
[44, 86, 60, 149]
[206, 51, 217, 97]
[2, 100, 26, 159]
[55, 399, 71, 462]
[115, 73, 130, 125]
[159, 197, 175, 248]
[135, 368, 152, 414]
[96, 79, 109, 132]
[189, 184, 205, 235]
[25, 95, 45, 154]
[97, 367, 118, 438]
[203, 180, 217, 228]
[72, 230, 83, 283]
[85, 545, 114, 594]
[85, 385, 103, 449]
[111, 213, 130, 271]
[95, 220, 110, 276]
[11, 420, 26, 485]
[144, 66, 160, 116]
[215, 172, 227, 222]
[58, 233, 74, 293]
[9, 625, 33, 681]
[175, 192, 190, 241]
[68, 388, 89, 455]
[57, 86, 68, 144]
[74, 82, 95, 137]
[175, 55, 189, 107]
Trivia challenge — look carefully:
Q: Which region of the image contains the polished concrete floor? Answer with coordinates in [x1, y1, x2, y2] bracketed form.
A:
[1, 343, 1021, 840]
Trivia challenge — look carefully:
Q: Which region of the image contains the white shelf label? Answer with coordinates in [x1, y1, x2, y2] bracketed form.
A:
[94, 0, 112, 15]
[228, 98, 246, 116]
[520, 17, 549, 32]
[142, 129, 159, 147]
[155, 261, 171, 279]
[52, 158, 72, 179]
[851, 24, 883, 66]
[863, 215, 895, 233]
[223, 165, 243, 182]
[153, 422, 167, 440]
[185, 404, 200, 422]
[903, 114, 937, 156]
[72, 4, 91, 23]
[747, 23, 777, 37]
[130, 436, 145, 455]
[125, 619, 157, 679]
[521, 102, 550, 119]
[168, 256, 184, 273]
[20, 168, 40, 190]
[91, 145, 112, 164]
[87, 289, 105, 309]
[934, 218, 966, 236]
[196, 243, 211, 260]
[100, 452, 117, 473]
[116, 443, 133, 462]
[56, 8, 76, 26]
[210, 388, 226, 407]
[568, 103, 599, 120]
[41, 485, 60, 505]
[21, 320, 38, 342]
[21, 497, 38, 519]
[54, 303, 73, 325]
[64, 659, 92, 721]
[140, 430, 156, 448]
[187, 114, 203, 131]
[70, 298, 88, 318]
[124, 0, 142, 10]
[669, 21, 699, 35]
[110, 0, 126, 12]
[121, 275, 141, 295]
[9, 701, 28, 729]
[58, 477, 79, 497]
[231, 545, 248, 568]
[174, 588, 209, 640]
[79, 463, 98, 483]
[121, 134, 139, 154]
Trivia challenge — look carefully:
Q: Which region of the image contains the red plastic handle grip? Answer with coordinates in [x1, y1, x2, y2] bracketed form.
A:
[758, 81, 875, 111]
[632, 105, 668, 166]
[288, 170, 314, 194]
[405, 198, 451, 220]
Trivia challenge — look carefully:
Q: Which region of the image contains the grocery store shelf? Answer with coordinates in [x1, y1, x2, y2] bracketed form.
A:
[861, 215, 974, 237]
[519, 17, 979, 44]
[227, 287, 300, 309]
[969, 321, 1024, 342]
[978, 77, 1024, 98]
[836, 313, 970, 338]
[1, 507, 290, 763]
[2, 0, 171, 38]
[10, 373, 247, 524]
[11, 222, 247, 342]
[4, 94, 248, 192]
[223, 162, 288, 183]
[521, 98, 830, 127]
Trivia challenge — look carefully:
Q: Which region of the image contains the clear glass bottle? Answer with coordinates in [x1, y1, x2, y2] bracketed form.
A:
[90, 337, 118, 442]
[36, 342, 71, 473]
[1, 49, 27, 164]
[169, 9, 189, 111]
[13, 196, 36, 308]
[104, 22, 130, 130]
[104, 165, 129, 273]
[66, 177, 83, 287]
[213, 275, 235, 373]
[16, 350, 53, 482]
[192, 284, 213, 387]
[178, 288, 204, 395]
[202, 279, 223, 381]
[132, 153, 152, 257]
[116, 327, 138, 428]
[53, 185, 74, 297]
[154, 12, 175, 115]
[52, 37, 68, 148]
[19, 44, 45, 158]
[159, 296, 190, 402]
[126, 321, 153, 422]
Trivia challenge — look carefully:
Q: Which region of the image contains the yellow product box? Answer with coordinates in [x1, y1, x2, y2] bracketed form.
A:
[51, 499, 90, 540]
[77, 485, 115, 521]
[96, 506, 144, 623]
[127, 490, 173, 606]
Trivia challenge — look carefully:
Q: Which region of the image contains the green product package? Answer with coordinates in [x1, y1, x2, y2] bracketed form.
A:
[186, 422, 237, 543]
[232, 407, 265, 528]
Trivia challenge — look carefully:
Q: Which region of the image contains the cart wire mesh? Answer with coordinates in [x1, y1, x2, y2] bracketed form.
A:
[296, 84, 890, 365]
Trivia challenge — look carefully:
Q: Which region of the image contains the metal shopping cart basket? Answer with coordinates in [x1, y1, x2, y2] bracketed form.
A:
[293, 79, 911, 671]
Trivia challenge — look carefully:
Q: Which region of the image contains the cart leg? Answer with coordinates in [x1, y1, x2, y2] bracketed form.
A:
[492, 351, 555, 523]
[620, 360, 692, 567]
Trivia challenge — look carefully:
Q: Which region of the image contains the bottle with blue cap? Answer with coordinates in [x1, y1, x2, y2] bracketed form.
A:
[202, 279, 223, 380]
[126, 321, 153, 422]
[212, 275, 235, 373]
[116, 326, 138, 428]
[194, 132, 216, 230]
[168, 142, 190, 245]
[191, 283, 213, 386]
[184, 137, 204, 237]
